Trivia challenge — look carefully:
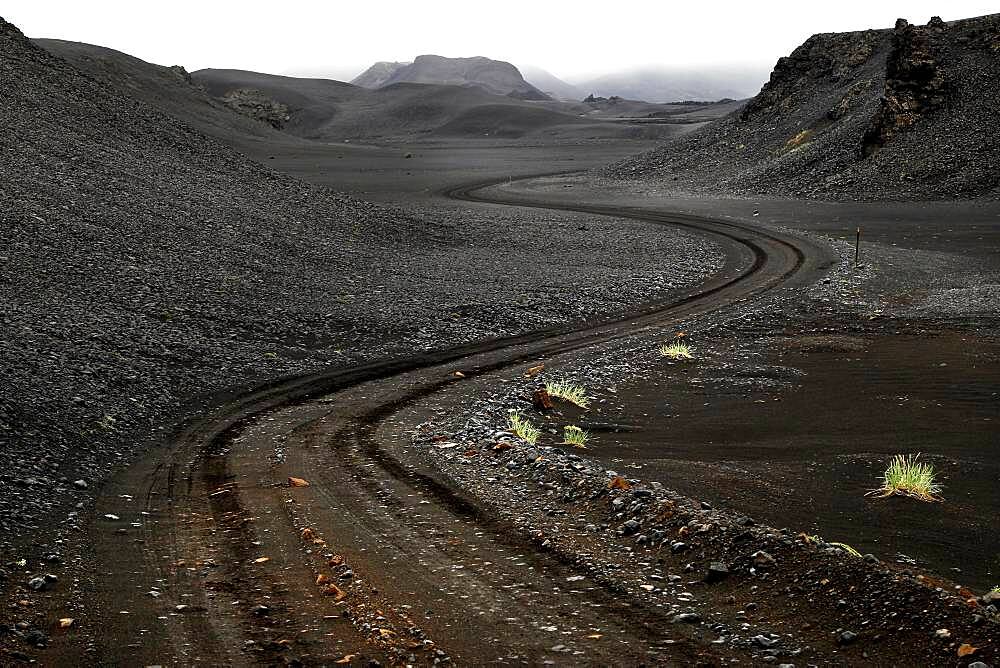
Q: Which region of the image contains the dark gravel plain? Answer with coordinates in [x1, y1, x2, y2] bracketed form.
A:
[4, 11, 1000, 666]
[0, 17, 721, 583]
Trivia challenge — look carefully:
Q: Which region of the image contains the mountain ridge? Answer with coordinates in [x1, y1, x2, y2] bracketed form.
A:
[351, 54, 549, 100]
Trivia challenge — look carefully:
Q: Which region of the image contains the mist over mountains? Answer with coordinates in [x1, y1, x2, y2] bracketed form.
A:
[350, 55, 766, 103]
[569, 65, 769, 103]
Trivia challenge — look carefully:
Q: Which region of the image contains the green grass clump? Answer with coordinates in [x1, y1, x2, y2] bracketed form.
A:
[802, 534, 861, 558]
[561, 425, 589, 448]
[867, 453, 943, 502]
[544, 381, 590, 408]
[826, 541, 862, 558]
[507, 412, 540, 445]
[660, 340, 692, 360]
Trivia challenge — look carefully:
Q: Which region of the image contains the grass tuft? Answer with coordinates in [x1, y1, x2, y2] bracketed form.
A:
[660, 340, 692, 360]
[867, 453, 943, 502]
[826, 541, 862, 558]
[544, 381, 590, 408]
[561, 425, 589, 448]
[507, 412, 540, 445]
[801, 534, 862, 558]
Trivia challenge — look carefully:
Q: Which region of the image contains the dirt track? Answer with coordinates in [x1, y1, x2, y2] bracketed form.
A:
[46, 176, 831, 666]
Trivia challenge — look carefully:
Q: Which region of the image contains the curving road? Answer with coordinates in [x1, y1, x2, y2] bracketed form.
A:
[70, 176, 833, 666]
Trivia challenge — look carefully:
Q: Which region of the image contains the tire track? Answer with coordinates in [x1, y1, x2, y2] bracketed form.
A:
[83, 174, 832, 665]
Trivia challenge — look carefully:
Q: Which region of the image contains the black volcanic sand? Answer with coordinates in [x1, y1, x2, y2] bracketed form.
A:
[498, 173, 1000, 264]
[559, 332, 1000, 590]
[7, 20, 1000, 661]
[213, 135, 670, 202]
[207, 130, 1000, 589]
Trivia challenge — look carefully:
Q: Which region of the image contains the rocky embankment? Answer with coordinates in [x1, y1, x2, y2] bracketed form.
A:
[607, 14, 1000, 200]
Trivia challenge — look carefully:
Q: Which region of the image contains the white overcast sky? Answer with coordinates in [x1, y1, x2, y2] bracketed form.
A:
[5, 1, 997, 82]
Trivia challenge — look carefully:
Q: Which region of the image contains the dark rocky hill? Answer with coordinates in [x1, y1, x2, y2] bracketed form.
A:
[34, 39, 285, 139]
[354, 54, 550, 100]
[607, 14, 1000, 200]
[192, 68, 365, 136]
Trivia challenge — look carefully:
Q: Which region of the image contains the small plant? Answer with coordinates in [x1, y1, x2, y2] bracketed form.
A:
[867, 453, 943, 502]
[562, 425, 589, 448]
[660, 340, 692, 360]
[827, 541, 862, 558]
[801, 534, 861, 558]
[507, 412, 540, 445]
[990, 585, 1000, 595]
[544, 381, 590, 408]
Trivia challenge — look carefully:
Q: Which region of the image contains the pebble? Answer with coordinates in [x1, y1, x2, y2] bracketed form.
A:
[705, 562, 730, 583]
[672, 613, 701, 624]
[752, 550, 776, 567]
[837, 630, 858, 645]
[27, 576, 49, 591]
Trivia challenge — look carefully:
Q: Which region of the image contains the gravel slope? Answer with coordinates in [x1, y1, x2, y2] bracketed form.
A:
[0, 17, 721, 581]
[607, 13, 1000, 200]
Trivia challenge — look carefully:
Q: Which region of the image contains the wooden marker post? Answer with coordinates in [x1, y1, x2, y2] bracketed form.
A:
[855, 227, 861, 266]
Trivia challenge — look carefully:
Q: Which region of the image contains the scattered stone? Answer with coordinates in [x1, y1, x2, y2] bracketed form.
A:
[981, 589, 1000, 607]
[25, 629, 48, 647]
[672, 613, 701, 624]
[531, 389, 553, 410]
[752, 550, 776, 567]
[753, 634, 779, 648]
[705, 562, 729, 583]
[72, 479, 88, 490]
[837, 630, 858, 645]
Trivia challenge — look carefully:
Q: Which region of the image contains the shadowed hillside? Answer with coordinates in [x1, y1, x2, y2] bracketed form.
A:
[35, 39, 285, 139]
[608, 14, 1000, 200]
[0, 15, 437, 551]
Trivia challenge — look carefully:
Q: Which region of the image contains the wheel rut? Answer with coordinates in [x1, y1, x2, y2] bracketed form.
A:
[79, 175, 830, 666]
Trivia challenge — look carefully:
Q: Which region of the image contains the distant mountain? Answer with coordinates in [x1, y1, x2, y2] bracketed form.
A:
[352, 61, 409, 88]
[353, 55, 550, 100]
[576, 66, 768, 103]
[190, 68, 591, 140]
[518, 65, 584, 101]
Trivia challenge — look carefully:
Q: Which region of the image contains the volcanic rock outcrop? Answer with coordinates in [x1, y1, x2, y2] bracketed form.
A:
[219, 87, 291, 128]
[608, 13, 1000, 200]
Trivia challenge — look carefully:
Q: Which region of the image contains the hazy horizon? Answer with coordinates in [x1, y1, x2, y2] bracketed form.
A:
[5, 1, 998, 85]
